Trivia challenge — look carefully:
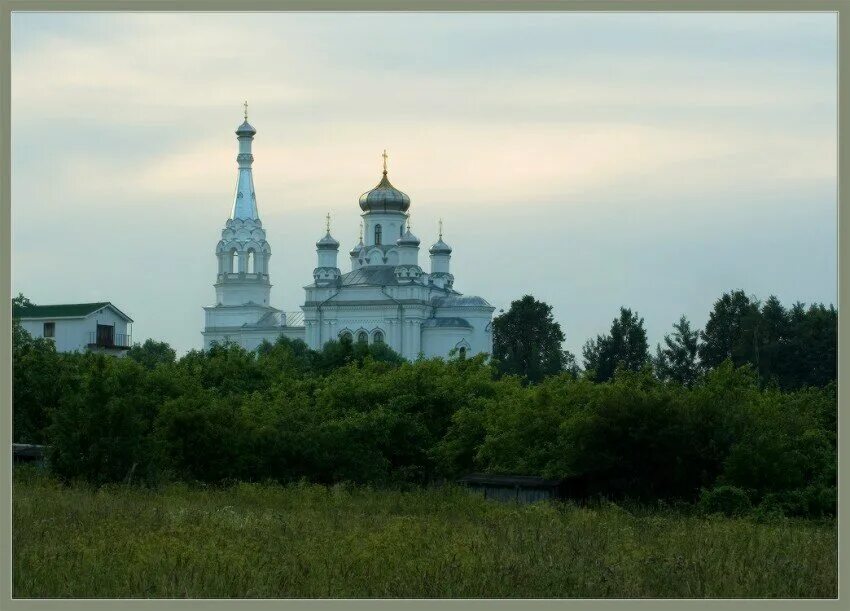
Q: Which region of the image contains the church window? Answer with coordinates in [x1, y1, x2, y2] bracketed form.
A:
[357, 331, 368, 344]
[373, 330, 384, 344]
[247, 250, 255, 273]
[231, 249, 239, 273]
[375, 224, 382, 245]
[459, 346, 467, 359]
[340, 331, 353, 343]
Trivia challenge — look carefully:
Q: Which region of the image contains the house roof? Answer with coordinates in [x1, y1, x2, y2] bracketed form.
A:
[13, 302, 133, 322]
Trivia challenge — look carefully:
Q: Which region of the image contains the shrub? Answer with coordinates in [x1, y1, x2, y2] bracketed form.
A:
[699, 486, 752, 517]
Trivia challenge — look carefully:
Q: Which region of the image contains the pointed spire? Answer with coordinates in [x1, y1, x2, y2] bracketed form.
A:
[382, 149, 388, 175]
[231, 108, 258, 220]
[439, 218, 443, 240]
[359, 221, 364, 243]
[326, 212, 331, 233]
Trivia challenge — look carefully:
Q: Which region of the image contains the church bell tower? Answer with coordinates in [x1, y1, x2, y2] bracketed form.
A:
[202, 104, 281, 349]
[213, 103, 272, 307]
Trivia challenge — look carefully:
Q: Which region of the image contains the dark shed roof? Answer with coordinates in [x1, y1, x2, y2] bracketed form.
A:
[12, 443, 45, 459]
[458, 473, 564, 489]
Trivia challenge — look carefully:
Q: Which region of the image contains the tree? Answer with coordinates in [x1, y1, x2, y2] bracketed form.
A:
[47, 354, 161, 485]
[12, 293, 69, 444]
[783, 302, 837, 389]
[654, 315, 701, 387]
[12, 293, 33, 310]
[491, 295, 568, 384]
[583, 307, 649, 382]
[699, 290, 761, 370]
[756, 295, 789, 386]
[128, 339, 177, 370]
[699, 291, 836, 390]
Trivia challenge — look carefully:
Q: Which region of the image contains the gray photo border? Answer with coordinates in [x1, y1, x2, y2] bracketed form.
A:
[0, 1, 845, 609]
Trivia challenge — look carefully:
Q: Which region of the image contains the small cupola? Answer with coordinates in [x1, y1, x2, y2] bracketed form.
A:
[429, 219, 452, 254]
[236, 120, 257, 137]
[235, 102, 256, 137]
[397, 227, 420, 247]
[316, 213, 340, 250]
[316, 233, 340, 250]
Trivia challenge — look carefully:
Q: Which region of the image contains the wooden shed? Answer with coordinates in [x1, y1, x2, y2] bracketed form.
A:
[12, 443, 46, 465]
[457, 473, 565, 504]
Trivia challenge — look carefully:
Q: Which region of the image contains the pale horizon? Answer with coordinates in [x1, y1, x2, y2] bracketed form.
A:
[11, 12, 837, 357]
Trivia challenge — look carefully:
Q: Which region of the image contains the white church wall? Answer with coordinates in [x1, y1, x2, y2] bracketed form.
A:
[421, 327, 475, 358]
[214, 277, 271, 306]
[205, 305, 276, 328]
[363, 212, 406, 248]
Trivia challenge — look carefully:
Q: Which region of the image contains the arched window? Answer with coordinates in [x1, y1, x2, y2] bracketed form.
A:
[231, 249, 239, 273]
[247, 250, 255, 273]
[374, 224, 382, 245]
[400, 225, 404, 238]
[459, 346, 467, 359]
[340, 331, 353, 343]
[373, 330, 384, 344]
[357, 331, 369, 344]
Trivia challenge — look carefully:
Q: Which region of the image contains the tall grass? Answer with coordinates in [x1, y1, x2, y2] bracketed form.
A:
[13, 466, 836, 598]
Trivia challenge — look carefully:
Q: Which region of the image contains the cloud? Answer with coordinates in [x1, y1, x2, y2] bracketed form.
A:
[10, 12, 837, 355]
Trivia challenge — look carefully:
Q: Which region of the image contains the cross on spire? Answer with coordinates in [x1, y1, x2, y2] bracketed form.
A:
[325, 212, 331, 233]
[359, 221, 363, 242]
[439, 218, 443, 240]
[243, 100, 248, 121]
[382, 149, 388, 174]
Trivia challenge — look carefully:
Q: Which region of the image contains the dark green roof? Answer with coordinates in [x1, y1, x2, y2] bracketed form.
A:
[13, 302, 133, 321]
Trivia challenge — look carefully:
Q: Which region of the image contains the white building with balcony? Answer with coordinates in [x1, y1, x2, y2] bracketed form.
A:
[14, 302, 133, 356]
[202, 112, 494, 360]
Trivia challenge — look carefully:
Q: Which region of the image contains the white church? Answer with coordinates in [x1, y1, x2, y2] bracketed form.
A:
[202, 111, 494, 360]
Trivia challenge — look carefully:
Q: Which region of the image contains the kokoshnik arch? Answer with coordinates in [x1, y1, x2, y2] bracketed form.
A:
[202, 108, 495, 360]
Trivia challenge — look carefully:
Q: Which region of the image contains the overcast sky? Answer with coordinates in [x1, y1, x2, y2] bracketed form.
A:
[11, 12, 837, 357]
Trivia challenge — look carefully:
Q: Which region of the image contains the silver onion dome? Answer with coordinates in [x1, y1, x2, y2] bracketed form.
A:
[397, 228, 420, 246]
[316, 232, 340, 250]
[429, 238, 452, 255]
[359, 150, 411, 212]
[236, 120, 256, 136]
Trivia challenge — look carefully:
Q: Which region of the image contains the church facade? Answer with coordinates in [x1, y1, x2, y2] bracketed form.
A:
[202, 113, 494, 360]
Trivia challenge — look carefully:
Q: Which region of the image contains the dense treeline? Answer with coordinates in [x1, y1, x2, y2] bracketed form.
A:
[12, 290, 836, 518]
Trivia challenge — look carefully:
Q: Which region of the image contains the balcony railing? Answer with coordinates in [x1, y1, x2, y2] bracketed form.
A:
[87, 332, 132, 350]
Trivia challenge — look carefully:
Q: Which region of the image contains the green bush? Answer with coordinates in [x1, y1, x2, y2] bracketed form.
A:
[11, 310, 838, 519]
[699, 486, 753, 517]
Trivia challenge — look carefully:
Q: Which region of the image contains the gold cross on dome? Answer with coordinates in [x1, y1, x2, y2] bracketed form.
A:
[382, 149, 388, 173]
[439, 218, 443, 239]
[326, 213, 331, 233]
[359, 221, 363, 241]
[243, 101, 248, 121]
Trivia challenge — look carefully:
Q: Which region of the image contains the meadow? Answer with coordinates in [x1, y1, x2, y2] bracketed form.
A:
[13, 467, 837, 599]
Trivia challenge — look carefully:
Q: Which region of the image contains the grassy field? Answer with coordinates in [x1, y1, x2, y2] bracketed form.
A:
[13, 466, 836, 598]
